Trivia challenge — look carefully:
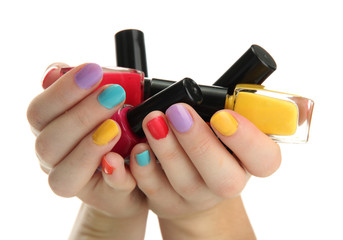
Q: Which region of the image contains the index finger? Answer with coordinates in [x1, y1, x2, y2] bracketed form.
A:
[27, 63, 103, 132]
[210, 110, 282, 177]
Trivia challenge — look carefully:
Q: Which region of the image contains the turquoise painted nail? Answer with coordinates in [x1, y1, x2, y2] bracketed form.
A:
[98, 85, 126, 109]
[136, 150, 151, 166]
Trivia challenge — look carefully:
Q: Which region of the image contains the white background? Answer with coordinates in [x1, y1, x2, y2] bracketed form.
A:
[1, 0, 342, 239]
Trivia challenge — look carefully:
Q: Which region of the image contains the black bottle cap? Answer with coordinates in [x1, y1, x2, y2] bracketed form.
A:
[115, 29, 148, 77]
[127, 78, 203, 137]
[192, 85, 228, 122]
[213, 44, 277, 94]
[143, 78, 175, 99]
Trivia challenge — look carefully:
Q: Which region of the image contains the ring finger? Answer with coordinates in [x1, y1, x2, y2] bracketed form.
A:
[142, 111, 214, 202]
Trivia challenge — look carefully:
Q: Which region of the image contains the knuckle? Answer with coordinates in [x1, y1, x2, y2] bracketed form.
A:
[211, 174, 246, 199]
[27, 100, 45, 132]
[268, 143, 282, 175]
[35, 133, 51, 163]
[256, 143, 282, 177]
[160, 149, 180, 162]
[48, 173, 76, 198]
[111, 180, 136, 193]
[35, 132, 60, 168]
[73, 107, 92, 130]
[39, 163, 51, 174]
[55, 88, 72, 108]
[177, 180, 203, 198]
[140, 185, 162, 197]
[189, 137, 211, 158]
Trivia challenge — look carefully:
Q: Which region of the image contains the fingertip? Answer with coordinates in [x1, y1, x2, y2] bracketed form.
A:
[130, 143, 154, 168]
[101, 152, 123, 173]
[255, 143, 282, 178]
[42, 62, 70, 89]
[97, 84, 126, 110]
[101, 152, 136, 191]
[92, 119, 121, 146]
[101, 154, 115, 175]
[210, 110, 239, 137]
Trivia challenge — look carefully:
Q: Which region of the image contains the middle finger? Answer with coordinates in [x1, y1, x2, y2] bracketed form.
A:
[36, 84, 126, 168]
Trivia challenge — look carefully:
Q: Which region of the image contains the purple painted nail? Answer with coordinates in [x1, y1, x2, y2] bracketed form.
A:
[75, 63, 103, 89]
[166, 104, 193, 133]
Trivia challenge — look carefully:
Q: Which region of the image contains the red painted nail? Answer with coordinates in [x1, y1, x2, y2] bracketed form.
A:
[101, 156, 114, 175]
[147, 116, 169, 140]
[41, 66, 59, 89]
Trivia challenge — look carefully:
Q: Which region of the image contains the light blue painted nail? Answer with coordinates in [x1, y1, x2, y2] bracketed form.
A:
[98, 84, 126, 109]
[136, 150, 151, 166]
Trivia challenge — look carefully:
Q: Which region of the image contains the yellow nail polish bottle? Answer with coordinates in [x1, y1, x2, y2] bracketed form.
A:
[225, 84, 314, 143]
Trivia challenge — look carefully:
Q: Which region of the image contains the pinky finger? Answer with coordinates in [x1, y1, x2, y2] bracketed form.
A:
[130, 144, 184, 216]
[101, 152, 136, 192]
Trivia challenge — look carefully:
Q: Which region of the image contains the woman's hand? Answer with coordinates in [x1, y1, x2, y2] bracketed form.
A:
[27, 63, 148, 239]
[128, 103, 281, 239]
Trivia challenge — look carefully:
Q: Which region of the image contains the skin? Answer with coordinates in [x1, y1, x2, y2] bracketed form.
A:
[27, 63, 281, 239]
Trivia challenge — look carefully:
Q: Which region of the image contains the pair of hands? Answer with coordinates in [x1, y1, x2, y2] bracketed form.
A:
[27, 63, 281, 236]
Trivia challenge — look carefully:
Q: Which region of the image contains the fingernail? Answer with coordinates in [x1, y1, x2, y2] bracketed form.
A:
[92, 119, 119, 145]
[210, 111, 238, 136]
[98, 84, 126, 109]
[166, 104, 193, 133]
[147, 116, 169, 140]
[102, 155, 115, 175]
[41, 66, 59, 89]
[75, 63, 103, 89]
[136, 150, 151, 166]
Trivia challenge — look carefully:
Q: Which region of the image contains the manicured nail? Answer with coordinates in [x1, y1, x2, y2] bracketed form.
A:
[210, 111, 238, 136]
[92, 119, 119, 145]
[41, 66, 59, 89]
[147, 116, 169, 140]
[136, 150, 151, 166]
[166, 104, 193, 133]
[75, 63, 103, 89]
[102, 155, 115, 175]
[98, 84, 126, 109]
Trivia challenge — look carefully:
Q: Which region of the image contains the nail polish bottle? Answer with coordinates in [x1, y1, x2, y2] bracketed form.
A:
[110, 78, 203, 158]
[201, 84, 314, 143]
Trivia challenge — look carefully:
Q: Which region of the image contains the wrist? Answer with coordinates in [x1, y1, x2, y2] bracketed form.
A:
[158, 196, 256, 240]
[69, 203, 148, 240]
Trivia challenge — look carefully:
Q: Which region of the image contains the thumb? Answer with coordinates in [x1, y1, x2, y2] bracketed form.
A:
[41, 62, 70, 89]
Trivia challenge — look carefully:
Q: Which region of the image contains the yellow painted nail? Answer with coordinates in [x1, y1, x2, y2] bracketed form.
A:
[92, 119, 119, 145]
[210, 111, 238, 136]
